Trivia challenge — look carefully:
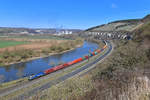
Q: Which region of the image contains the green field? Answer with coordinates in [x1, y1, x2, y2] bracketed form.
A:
[0, 35, 70, 40]
[0, 40, 28, 48]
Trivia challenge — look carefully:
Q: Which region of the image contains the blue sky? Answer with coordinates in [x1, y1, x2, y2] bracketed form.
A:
[0, 0, 150, 29]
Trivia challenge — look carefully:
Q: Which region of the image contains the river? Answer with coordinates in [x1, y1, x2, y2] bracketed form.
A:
[0, 41, 99, 83]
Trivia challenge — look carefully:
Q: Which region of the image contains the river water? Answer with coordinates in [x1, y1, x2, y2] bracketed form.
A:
[0, 41, 99, 83]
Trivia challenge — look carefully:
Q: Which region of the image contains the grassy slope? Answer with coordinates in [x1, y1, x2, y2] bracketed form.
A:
[85, 18, 141, 32]
[134, 22, 150, 42]
[77, 21, 150, 100]
[73, 21, 150, 100]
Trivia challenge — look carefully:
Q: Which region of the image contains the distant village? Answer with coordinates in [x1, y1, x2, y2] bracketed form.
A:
[0, 27, 82, 36]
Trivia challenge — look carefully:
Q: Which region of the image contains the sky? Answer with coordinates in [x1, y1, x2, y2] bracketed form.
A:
[0, 0, 150, 29]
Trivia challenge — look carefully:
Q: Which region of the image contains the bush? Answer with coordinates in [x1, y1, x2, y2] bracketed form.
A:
[57, 46, 64, 52]
[50, 45, 57, 51]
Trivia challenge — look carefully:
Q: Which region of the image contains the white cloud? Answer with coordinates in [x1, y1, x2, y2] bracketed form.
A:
[111, 3, 117, 8]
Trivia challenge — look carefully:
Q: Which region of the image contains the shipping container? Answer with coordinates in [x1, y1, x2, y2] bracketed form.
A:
[103, 45, 107, 49]
[63, 63, 69, 67]
[73, 58, 83, 64]
[71, 60, 77, 64]
[97, 50, 101, 53]
[68, 61, 74, 65]
[95, 51, 98, 55]
[92, 52, 95, 56]
[89, 53, 93, 57]
[82, 56, 86, 60]
[58, 65, 65, 69]
[53, 64, 64, 71]
[44, 68, 54, 74]
[85, 55, 89, 59]
[88, 54, 91, 57]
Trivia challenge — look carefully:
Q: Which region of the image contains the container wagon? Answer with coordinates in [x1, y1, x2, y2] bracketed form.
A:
[28, 41, 108, 81]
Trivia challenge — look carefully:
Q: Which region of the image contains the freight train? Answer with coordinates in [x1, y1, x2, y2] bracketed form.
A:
[28, 41, 108, 80]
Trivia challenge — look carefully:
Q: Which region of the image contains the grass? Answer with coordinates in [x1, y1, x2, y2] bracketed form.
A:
[0, 35, 69, 40]
[0, 77, 28, 91]
[134, 22, 150, 42]
[35, 76, 93, 100]
[139, 93, 150, 100]
[0, 40, 28, 48]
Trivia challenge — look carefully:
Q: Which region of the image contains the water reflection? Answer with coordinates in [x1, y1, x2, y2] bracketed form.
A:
[4, 66, 11, 72]
[15, 63, 26, 78]
[0, 75, 5, 83]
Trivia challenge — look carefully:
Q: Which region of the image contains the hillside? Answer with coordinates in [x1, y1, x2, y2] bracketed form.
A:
[134, 22, 150, 41]
[85, 14, 150, 32]
[0, 27, 38, 34]
[142, 14, 150, 23]
[77, 16, 150, 100]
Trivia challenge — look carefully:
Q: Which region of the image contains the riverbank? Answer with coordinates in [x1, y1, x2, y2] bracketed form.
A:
[0, 39, 84, 66]
[5, 43, 83, 66]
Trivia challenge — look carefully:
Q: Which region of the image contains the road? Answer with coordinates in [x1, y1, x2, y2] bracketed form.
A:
[0, 41, 113, 100]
